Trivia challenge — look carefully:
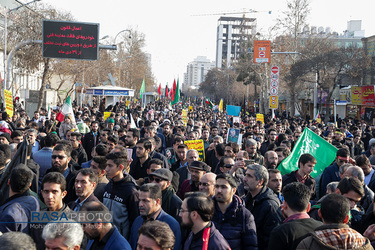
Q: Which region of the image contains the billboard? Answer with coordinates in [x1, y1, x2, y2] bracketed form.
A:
[43, 20, 99, 60]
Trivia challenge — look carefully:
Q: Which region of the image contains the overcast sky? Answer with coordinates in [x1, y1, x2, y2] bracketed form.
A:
[42, 0, 374, 88]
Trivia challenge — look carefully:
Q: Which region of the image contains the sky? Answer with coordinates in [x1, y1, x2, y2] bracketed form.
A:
[41, 0, 374, 88]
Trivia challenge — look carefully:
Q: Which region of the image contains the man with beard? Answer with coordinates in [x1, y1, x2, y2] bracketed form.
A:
[162, 123, 174, 148]
[149, 168, 182, 221]
[245, 139, 264, 165]
[69, 168, 99, 211]
[125, 128, 139, 160]
[264, 150, 278, 169]
[212, 173, 258, 250]
[129, 183, 181, 250]
[47, 143, 76, 204]
[82, 201, 132, 249]
[180, 192, 230, 250]
[129, 138, 152, 183]
[82, 121, 100, 160]
[260, 129, 278, 156]
[243, 164, 282, 249]
[268, 169, 284, 203]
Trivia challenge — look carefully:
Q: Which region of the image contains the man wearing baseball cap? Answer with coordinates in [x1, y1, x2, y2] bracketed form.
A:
[177, 161, 210, 200]
[149, 168, 182, 221]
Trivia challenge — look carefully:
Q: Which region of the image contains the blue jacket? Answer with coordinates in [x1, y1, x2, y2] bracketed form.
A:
[183, 222, 231, 250]
[212, 195, 258, 250]
[0, 193, 39, 234]
[32, 147, 53, 186]
[319, 162, 340, 198]
[81, 160, 92, 169]
[87, 226, 131, 250]
[129, 209, 181, 250]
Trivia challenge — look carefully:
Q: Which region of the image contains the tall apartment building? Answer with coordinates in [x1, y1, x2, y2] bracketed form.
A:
[183, 56, 215, 88]
[216, 16, 256, 68]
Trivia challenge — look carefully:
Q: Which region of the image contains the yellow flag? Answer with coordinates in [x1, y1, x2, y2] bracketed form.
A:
[219, 99, 223, 112]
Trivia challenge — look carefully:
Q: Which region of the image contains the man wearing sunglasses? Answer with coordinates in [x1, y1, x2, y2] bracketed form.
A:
[320, 148, 352, 198]
[149, 168, 182, 221]
[48, 143, 76, 203]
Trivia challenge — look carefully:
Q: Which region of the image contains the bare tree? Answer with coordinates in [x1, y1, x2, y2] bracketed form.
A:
[288, 43, 370, 121]
[270, 0, 311, 116]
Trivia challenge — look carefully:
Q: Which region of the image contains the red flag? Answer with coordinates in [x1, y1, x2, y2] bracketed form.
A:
[56, 112, 64, 122]
[158, 83, 161, 95]
[165, 85, 169, 97]
[171, 79, 177, 101]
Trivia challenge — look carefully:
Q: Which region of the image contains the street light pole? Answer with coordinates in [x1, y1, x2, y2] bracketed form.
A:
[3, 0, 40, 91]
[114, 29, 131, 45]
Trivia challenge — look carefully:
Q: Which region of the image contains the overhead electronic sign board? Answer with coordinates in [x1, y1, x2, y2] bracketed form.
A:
[43, 20, 99, 60]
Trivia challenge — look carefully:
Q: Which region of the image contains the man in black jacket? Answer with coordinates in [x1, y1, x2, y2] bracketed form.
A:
[282, 153, 317, 199]
[82, 121, 100, 160]
[268, 182, 322, 250]
[70, 132, 88, 165]
[149, 168, 182, 222]
[244, 164, 282, 249]
[69, 168, 99, 211]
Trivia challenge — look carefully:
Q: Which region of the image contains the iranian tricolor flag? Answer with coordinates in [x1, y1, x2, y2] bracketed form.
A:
[56, 96, 76, 123]
[205, 98, 214, 108]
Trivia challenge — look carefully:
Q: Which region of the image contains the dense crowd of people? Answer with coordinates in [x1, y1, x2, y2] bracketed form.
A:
[0, 98, 375, 249]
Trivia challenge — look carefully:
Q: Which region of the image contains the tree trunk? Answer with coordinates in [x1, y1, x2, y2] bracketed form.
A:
[37, 58, 50, 111]
[290, 91, 296, 117]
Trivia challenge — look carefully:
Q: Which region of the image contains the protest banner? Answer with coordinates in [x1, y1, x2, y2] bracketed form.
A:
[256, 114, 264, 124]
[184, 139, 205, 162]
[182, 109, 188, 127]
[103, 112, 111, 121]
[3, 90, 13, 118]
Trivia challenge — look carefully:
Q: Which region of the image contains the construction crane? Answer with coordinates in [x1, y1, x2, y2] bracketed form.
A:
[191, 8, 272, 17]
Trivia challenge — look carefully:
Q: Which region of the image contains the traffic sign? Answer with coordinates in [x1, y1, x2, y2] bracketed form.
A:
[271, 66, 279, 74]
[271, 74, 279, 80]
[270, 87, 278, 95]
[271, 80, 278, 87]
[254, 40, 271, 63]
[270, 65, 279, 98]
[269, 96, 278, 109]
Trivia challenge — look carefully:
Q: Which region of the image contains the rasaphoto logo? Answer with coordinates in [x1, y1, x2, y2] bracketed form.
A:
[31, 211, 113, 224]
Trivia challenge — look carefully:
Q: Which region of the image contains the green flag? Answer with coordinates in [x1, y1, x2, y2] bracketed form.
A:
[171, 78, 180, 105]
[278, 128, 338, 178]
[140, 78, 145, 98]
